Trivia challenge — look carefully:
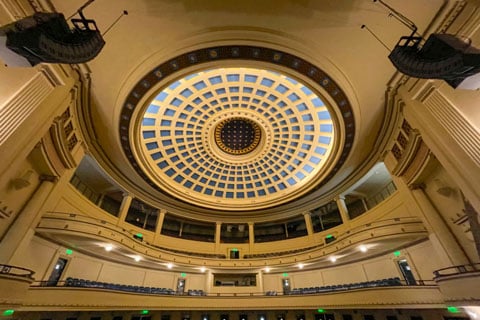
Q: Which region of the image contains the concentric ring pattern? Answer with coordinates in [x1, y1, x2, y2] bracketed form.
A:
[137, 68, 336, 209]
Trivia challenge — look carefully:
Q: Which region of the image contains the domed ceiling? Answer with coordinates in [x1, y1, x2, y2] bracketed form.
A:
[120, 46, 355, 211]
[48, 0, 446, 218]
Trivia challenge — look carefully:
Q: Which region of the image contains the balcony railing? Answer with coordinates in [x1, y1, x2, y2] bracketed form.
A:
[30, 277, 437, 297]
[0, 264, 35, 280]
[433, 263, 480, 278]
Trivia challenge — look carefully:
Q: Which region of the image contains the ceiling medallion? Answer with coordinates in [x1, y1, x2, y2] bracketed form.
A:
[214, 117, 261, 155]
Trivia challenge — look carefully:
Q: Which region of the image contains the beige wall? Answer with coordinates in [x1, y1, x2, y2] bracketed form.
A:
[422, 165, 479, 263]
[12, 236, 442, 292]
[9, 236, 59, 281]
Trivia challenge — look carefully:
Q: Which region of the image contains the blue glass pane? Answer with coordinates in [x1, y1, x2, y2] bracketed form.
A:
[142, 118, 155, 126]
[142, 131, 155, 139]
[147, 105, 159, 114]
[146, 142, 158, 150]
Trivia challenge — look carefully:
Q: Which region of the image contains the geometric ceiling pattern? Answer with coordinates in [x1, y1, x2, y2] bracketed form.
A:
[120, 45, 356, 213]
[139, 68, 335, 209]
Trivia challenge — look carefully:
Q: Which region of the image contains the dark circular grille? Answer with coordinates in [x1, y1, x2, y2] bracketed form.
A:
[215, 117, 261, 155]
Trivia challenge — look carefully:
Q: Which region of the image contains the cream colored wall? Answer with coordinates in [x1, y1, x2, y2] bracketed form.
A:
[9, 236, 59, 281]
[11, 235, 203, 289]
[54, 185, 119, 224]
[65, 256, 103, 282]
[361, 259, 398, 281]
[185, 273, 207, 291]
[143, 269, 176, 288]
[0, 158, 40, 236]
[261, 240, 441, 292]
[421, 165, 479, 263]
[12, 235, 442, 292]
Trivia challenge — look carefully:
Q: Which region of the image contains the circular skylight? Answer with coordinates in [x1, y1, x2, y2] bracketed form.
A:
[136, 67, 336, 210]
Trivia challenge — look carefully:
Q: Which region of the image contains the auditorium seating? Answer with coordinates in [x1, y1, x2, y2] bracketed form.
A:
[61, 277, 402, 296]
[65, 277, 176, 295]
[288, 278, 402, 295]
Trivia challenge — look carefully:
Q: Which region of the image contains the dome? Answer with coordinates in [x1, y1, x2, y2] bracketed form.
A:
[119, 46, 355, 213]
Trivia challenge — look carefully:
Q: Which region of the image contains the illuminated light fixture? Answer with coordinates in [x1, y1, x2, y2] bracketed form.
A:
[447, 306, 460, 313]
[264, 267, 271, 273]
[133, 233, 143, 241]
[105, 245, 113, 251]
[200, 267, 206, 273]
[317, 309, 325, 313]
[231, 248, 239, 252]
[329, 256, 337, 263]
[141, 310, 150, 315]
[298, 263, 304, 269]
[466, 309, 478, 319]
[65, 248, 73, 255]
[2, 310, 14, 316]
[180, 272, 187, 278]
[359, 245, 368, 252]
[282, 273, 289, 277]
[134, 255, 141, 262]
[167, 263, 173, 269]
[393, 250, 401, 257]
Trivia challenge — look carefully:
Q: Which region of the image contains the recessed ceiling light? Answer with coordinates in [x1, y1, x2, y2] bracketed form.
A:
[265, 267, 271, 273]
[105, 245, 113, 251]
[359, 245, 368, 252]
[329, 256, 337, 263]
[298, 263, 304, 269]
[200, 267, 206, 273]
[167, 263, 173, 269]
[134, 256, 141, 262]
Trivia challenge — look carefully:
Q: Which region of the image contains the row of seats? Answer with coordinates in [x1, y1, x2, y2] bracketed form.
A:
[65, 277, 176, 295]
[288, 278, 402, 295]
[187, 289, 206, 296]
[63, 277, 401, 297]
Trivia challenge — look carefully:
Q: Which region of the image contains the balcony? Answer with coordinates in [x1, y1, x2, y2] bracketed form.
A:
[0, 264, 35, 308]
[433, 263, 480, 305]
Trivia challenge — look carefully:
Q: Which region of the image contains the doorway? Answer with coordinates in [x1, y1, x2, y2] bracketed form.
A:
[282, 278, 290, 294]
[46, 257, 68, 286]
[177, 278, 186, 294]
[397, 259, 416, 285]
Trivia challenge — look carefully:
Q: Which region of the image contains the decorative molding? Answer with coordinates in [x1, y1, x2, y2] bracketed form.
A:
[391, 131, 436, 188]
[421, 89, 480, 167]
[0, 72, 54, 145]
